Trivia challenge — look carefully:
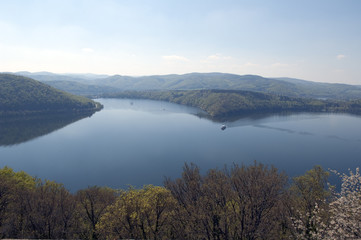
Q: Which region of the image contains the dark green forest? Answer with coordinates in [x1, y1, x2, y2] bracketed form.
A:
[0, 163, 359, 239]
[104, 90, 361, 119]
[0, 74, 102, 115]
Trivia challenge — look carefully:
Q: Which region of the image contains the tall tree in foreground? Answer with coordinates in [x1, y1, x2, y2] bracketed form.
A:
[165, 162, 289, 240]
[0, 168, 16, 237]
[325, 168, 361, 239]
[25, 180, 76, 239]
[229, 162, 288, 240]
[0, 167, 36, 238]
[97, 185, 176, 240]
[76, 186, 117, 239]
[164, 163, 205, 239]
[200, 168, 234, 240]
[289, 166, 330, 239]
[312, 168, 361, 239]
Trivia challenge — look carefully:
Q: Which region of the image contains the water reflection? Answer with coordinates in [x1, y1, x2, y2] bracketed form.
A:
[252, 124, 318, 137]
[216, 111, 361, 144]
[208, 111, 325, 124]
[0, 112, 95, 146]
[1, 98, 361, 191]
[103, 98, 205, 116]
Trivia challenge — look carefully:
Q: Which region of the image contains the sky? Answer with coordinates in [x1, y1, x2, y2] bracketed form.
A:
[0, 0, 361, 84]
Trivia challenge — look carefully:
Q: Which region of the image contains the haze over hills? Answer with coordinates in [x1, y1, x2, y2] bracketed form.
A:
[0, 73, 102, 115]
[12, 71, 361, 100]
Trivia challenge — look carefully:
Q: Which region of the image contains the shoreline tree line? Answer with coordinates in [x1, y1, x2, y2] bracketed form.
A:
[102, 90, 361, 120]
[0, 162, 359, 239]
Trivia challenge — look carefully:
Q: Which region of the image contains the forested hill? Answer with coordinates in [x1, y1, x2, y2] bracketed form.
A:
[0, 74, 102, 115]
[15, 72, 361, 100]
[105, 90, 361, 119]
[97, 73, 361, 100]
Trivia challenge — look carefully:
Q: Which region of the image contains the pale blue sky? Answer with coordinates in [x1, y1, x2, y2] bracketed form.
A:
[1, 0, 361, 83]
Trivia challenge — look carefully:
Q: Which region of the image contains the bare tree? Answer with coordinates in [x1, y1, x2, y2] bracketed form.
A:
[230, 162, 288, 239]
[164, 163, 205, 239]
[76, 186, 117, 239]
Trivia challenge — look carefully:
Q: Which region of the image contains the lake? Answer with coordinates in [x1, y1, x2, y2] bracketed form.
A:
[1, 98, 360, 191]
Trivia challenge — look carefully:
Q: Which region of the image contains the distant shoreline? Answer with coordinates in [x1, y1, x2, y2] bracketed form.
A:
[101, 90, 361, 120]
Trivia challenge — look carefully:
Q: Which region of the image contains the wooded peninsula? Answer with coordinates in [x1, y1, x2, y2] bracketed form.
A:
[0, 74, 102, 116]
[103, 90, 361, 120]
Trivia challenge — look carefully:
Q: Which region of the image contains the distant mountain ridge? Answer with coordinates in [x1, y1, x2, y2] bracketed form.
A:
[10, 71, 361, 100]
[0, 74, 102, 115]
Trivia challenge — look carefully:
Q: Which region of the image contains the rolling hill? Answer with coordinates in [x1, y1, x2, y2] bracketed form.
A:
[0, 74, 102, 115]
[14, 72, 361, 100]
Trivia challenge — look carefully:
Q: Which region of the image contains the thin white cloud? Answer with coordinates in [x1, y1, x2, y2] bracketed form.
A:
[162, 55, 189, 62]
[207, 54, 222, 60]
[206, 53, 232, 61]
[337, 54, 346, 60]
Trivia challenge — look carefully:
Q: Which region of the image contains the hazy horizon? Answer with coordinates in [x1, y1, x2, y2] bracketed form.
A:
[4, 70, 360, 86]
[1, 0, 361, 84]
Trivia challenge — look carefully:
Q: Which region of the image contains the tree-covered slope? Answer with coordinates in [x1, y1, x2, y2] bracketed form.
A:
[97, 73, 361, 100]
[42, 80, 119, 96]
[105, 90, 361, 119]
[14, 72, 361, 100]
[0, 74, 102, 114]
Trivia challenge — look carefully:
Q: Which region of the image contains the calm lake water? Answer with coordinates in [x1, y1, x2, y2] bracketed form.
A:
[1, 98, 360, 191]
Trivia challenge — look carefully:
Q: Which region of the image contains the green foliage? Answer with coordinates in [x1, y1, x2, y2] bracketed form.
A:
[97, 185, 176, 240]
[76, 186, 117, 239]
[0, 167, 36, 238]
[43, 80, 118, 96]
[22, 72, 361, 100]
[290, 166, 331, 239]
[26, 180, 75, 239]
[95, 73, 361, 100]
[0, 74, 102, 115]
[164, 162, 289, 239]
[104, 89, 361, 119]
[291, 166, 330, 209]
[0, 164, 359, 239]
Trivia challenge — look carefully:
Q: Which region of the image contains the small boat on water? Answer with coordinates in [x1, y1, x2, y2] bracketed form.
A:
[221, 125, 227, 131]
